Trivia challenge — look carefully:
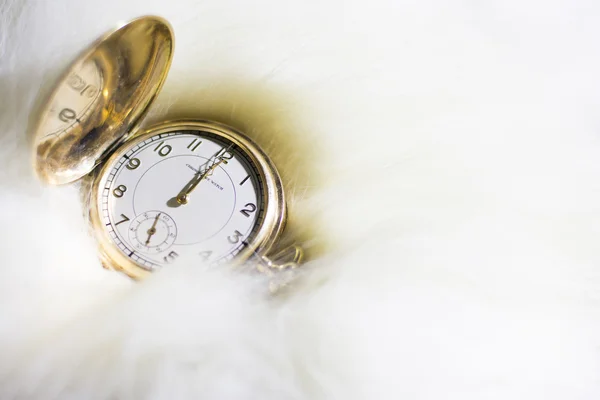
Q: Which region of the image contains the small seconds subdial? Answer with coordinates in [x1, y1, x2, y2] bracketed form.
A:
[128, 211, 177, 254]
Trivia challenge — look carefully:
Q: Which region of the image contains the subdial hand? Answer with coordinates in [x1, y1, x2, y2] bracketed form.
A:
[145, 212, 161, 245]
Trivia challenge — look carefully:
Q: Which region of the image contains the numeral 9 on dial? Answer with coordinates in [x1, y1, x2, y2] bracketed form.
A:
[126, 158, 141, 170]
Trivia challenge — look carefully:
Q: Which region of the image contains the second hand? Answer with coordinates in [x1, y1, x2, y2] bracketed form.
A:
[145, 212, 161, 245]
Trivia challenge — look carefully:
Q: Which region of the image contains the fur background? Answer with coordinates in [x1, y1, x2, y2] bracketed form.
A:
[1, 0, 600, 398]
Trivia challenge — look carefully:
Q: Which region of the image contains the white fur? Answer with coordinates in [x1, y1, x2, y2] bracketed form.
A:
[1, 0, 600, 398]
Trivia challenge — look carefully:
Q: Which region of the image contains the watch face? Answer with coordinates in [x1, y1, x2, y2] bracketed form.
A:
[94, 127, 273, 271]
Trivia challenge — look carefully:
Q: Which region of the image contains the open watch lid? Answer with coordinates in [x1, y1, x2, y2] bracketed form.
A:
[31, 16, 174, 185]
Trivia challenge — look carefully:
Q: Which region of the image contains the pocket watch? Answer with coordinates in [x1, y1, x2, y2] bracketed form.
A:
[30, 16, 302, 280]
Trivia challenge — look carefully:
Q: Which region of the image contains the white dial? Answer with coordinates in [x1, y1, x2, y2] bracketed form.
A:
[97, 130, 265, 270]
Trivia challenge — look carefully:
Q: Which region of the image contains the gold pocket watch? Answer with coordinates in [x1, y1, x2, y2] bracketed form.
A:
[31, 16, 302, 280]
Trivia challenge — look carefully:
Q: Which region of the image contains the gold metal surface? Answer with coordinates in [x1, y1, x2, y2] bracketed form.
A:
[32, 16, 174, 185]
[88, 120, 287, 280]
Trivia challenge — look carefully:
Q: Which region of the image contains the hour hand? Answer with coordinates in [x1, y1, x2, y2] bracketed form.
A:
[177, 158, 226, 203]
[167, 176, 200, 208]
[167, 157, 226, 207]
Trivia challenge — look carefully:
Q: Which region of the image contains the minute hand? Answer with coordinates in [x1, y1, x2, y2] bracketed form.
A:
[176, 158, 226, 205]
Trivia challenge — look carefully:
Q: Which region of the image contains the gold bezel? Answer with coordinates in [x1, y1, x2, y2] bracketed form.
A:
[88, 120, 286, 279]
